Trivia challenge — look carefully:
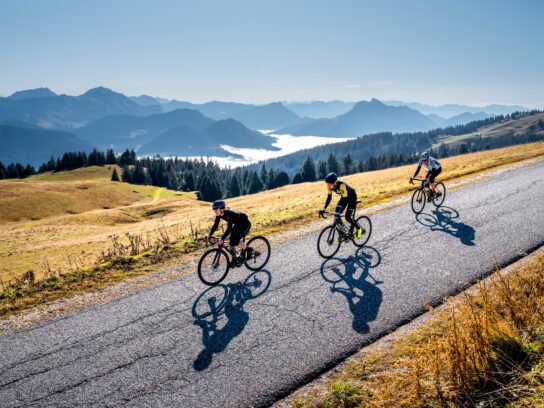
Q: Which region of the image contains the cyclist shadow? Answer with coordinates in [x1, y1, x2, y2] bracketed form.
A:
[192, 269, 272, 371]
[416, 206, 476, 246]
[320, 246, 383, 334]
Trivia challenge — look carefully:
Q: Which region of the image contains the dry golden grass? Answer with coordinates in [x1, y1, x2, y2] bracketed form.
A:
[1, 143, 544, 286]
[290, 251, 544, 408]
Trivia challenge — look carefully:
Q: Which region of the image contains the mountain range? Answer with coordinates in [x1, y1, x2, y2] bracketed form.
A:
[428, 112, 493, 127]
[384, 100, 525, 118]
[277, 99, 436, 137]
[0, 87, 161, 130]
[138, 119, 278, 157]
[76, 108, 278, 156]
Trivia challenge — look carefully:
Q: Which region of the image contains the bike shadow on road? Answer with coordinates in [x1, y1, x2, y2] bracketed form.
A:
[416, 206, 476, 246]
[320, 246, 383, 334]
[191, 269, 272, 371]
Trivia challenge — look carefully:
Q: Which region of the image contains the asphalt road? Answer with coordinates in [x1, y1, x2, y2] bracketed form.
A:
[1, 161, 544, 407]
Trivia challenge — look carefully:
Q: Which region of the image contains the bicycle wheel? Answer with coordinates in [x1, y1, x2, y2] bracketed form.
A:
[352, 215, 372, 247]
[244, 236, 271, 271]
[242, 270, 272, 300]
[432, 182, 446, 208]
[191, 285, 228, 319]
[317, 225, 341, 258]
[411, 188, 426, 214]
[198, 248, 230, 286]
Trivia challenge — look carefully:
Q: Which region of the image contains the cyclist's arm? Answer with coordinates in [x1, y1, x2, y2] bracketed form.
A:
[335, 197, 347, 214]
[324, 188, 332, 209]
[413, 164, 422, 178]
[222, 221, 233, 240]
[209, 216, 220, 236]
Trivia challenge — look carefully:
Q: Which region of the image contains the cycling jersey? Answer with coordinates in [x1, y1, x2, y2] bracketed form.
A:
[413, 156, 442, 178]
[324, 180, 360, 230]
[326, 180, 356, 199]
[419, 157, 441, 171]
[209, 209, 250, 242]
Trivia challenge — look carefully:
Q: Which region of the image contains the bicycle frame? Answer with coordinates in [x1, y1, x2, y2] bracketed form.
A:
[412, 177, 434, 197]
[206, 237, 244, 268]
[319, 211, 354, 241]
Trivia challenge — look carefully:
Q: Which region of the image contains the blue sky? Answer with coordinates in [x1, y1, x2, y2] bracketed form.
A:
[1, 0, 542, 106]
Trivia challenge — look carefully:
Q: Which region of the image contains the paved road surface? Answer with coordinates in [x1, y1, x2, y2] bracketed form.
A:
[1, 162, 544, 407]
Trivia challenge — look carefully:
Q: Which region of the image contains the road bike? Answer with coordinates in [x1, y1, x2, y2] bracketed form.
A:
[317, 201, 372, 259]
[197, 236, 271, 286]
[410, 178, 446, 214]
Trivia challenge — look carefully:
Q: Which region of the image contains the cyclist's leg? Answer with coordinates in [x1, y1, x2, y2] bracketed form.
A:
[231, 222, 251, 252]
[345, 199, 360, 233]
[335, 201, 348, 224]
[430, 168, 442, 193]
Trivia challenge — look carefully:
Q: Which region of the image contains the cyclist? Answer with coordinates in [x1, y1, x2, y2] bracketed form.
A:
[410, 151, 442, 199]
[209, 200, 253, 259]
[319, 173, 363, 238]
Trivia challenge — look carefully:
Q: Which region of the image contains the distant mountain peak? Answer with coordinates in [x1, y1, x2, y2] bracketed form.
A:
[9, 87, 57, 100]
[82, 87, 120, 98]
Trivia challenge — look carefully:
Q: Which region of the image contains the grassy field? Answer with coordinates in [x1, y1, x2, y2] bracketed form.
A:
[286, 250, 544, 408]
[1, 142, 544, 315]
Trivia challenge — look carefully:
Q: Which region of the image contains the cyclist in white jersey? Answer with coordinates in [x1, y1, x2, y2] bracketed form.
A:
[410, 151, 442, 198]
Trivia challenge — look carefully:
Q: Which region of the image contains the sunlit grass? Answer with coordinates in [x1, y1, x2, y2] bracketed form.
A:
[0, 142, 543, 303]
[290, 251, 544, 407]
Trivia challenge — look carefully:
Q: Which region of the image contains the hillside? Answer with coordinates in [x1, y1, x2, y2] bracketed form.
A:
[138, 119, 279, 156]
[75, 108, 215, 151]
[0, 124, 93, 166]
[279, 99, 435, 137]
[0, 165, 199, 280]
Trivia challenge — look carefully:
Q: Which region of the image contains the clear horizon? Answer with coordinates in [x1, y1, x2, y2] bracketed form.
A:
[1, 0, 542, 108]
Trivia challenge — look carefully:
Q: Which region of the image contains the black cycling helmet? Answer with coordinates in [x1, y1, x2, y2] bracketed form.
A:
[325, 172, 338, 184]
[212, 200, 226, 210]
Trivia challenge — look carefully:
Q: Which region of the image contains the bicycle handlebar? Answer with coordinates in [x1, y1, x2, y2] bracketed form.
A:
[197, 236, 222, 246]
[318, 210, 341, 219]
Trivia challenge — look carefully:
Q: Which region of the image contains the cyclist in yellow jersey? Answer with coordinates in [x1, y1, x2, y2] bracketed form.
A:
[319, 172, 363, 238]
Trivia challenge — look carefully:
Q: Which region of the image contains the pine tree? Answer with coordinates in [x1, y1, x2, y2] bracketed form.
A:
[184, 172, 195, 191]
[111, 168, 120, 182]
[291, 172, 304, 184]
[260, 165, 269, 189]
[121, 165, 132, 183]
[318, 160, 327, 179]
[247, 171, 263, 194]
[271, 171, 290, 188]
[106, 149, 117, 165]
[228, 174, 241, 197]
[0, 161, 5, 179]
[267, 169, 275, 189]
[327, 153, 339, 174]
[23, 164, 35, 178]
[342, 154, 353, 175]
[301, 156, 317, 182]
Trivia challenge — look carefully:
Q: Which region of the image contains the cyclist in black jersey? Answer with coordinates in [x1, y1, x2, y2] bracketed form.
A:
[209, 200, 253, 258]
[319, 173, 363, 238]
